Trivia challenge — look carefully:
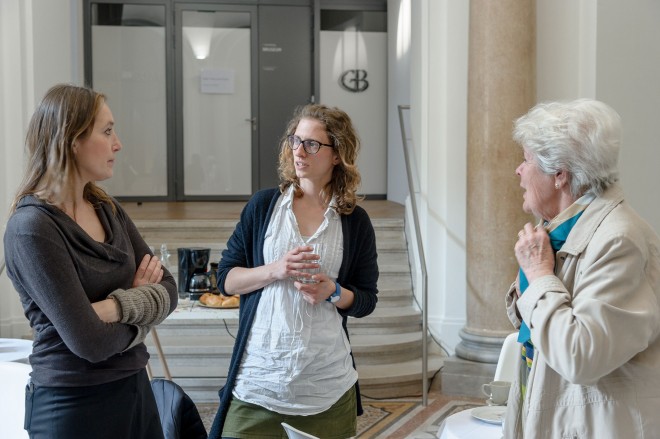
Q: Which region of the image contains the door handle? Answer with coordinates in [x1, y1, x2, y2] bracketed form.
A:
[244, 117, 257, 131]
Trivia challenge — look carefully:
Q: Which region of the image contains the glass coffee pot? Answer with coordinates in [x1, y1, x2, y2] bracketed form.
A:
[188, 271, 211, 300]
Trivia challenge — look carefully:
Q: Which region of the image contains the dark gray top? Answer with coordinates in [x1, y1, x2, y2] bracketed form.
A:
[3, 195, 178, 387]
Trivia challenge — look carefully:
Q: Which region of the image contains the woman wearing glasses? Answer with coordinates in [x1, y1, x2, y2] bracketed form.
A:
[208, 104, 379, 439]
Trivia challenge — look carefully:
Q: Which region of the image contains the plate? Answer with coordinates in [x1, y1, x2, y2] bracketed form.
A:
[471, 406, 507, 425]
[196, 301, 239, 309]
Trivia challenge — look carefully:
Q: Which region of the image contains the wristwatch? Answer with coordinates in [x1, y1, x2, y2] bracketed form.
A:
[327, 282, 342, 303]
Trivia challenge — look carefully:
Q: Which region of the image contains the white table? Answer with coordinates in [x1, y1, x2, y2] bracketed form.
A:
[437, 407, 503, 439]
[0, 361, 31, 439]
[167, 297, 240, 320]
[0, 338, 32, 363]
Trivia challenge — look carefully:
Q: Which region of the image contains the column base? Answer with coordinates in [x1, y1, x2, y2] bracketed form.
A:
[441, 355, 496, 398]
[440, 329, 508, 398]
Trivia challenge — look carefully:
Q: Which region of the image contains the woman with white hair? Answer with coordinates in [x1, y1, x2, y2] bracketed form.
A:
[505, 99, 660, 437]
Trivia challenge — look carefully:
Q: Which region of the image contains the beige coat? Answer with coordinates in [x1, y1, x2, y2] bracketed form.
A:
[503, 184, 660, 438]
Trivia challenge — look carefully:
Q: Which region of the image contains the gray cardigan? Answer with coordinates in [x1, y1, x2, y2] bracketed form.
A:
[209, 188, 379, 438]
[3, 195, 178, 387]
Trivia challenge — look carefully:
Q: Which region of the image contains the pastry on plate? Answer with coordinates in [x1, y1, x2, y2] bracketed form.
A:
[199, 292, 239, 308]
[199, 292, 223, 307]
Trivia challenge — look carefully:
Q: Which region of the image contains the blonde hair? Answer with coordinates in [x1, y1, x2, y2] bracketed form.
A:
[10, 84, 115, 214]
[277, 104, 362, 215]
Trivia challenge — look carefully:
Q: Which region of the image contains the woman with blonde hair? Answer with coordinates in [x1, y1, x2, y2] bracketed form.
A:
[3, 84, 178, 438]
[209, 104, 379, 438]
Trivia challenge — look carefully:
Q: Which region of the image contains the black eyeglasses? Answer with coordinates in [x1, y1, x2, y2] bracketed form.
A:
[287, 135, 334, 154]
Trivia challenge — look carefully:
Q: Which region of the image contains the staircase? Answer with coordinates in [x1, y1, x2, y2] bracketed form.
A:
[133, 208, 445, 403]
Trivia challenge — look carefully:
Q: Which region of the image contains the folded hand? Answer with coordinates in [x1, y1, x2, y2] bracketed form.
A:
[133, 254, 163, 287]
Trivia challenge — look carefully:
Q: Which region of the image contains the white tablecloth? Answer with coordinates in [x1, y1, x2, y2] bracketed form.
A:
[167, 298, 239, 320]
[437, 407, 502, 439]
[0, 338, 32, 363]
[0, 361, 31, 438]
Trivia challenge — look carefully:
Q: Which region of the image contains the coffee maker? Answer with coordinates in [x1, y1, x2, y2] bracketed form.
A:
[177, 247, 211, 300]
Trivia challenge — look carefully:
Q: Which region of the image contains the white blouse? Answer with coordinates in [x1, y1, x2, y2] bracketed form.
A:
[231, 187, 357, 415]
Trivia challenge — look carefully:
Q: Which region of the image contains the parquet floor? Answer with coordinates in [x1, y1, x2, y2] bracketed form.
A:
[120, 199, 405, 221]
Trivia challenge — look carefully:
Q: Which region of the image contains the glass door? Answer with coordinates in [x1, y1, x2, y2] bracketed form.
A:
[88, 2, 171, 199]
[175, 4, 257, 199]
[319, 7, 388, 197]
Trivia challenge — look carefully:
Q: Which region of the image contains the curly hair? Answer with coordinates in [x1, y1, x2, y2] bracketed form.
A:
[10, 83, 115, 214]
[277, 104, 362, 215]
[513, 98, 621, 198]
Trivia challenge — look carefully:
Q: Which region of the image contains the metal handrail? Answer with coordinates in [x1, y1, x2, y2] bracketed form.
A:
[397, 104, 429, 406]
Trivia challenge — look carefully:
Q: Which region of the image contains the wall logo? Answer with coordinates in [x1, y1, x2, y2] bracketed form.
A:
[340, 70, 369, 93]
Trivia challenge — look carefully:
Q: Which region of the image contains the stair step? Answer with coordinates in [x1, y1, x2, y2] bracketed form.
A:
[351, 332, 428, 363]
[377, 273, 413, 291]
[371, 218, 405, 230]
[348, 306, 421, 334]
[134, 222, 226, 261]
[146, 330, 433, 368]
[376, 251, 410, 275]
[155, 302, 422, 336]
[377, 294, 413, 307]
[135, 219, 407, 252]
[146, 351, 446, 403]
[357, 352, 446, 399]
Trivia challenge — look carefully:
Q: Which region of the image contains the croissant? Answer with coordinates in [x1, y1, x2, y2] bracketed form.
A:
[199, 292, 224, 307]
[221, 295, 240, 308]
[199, 292, 240, 308]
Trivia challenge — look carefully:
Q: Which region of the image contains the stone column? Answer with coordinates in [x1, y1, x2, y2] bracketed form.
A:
[442, 0, 536, 397]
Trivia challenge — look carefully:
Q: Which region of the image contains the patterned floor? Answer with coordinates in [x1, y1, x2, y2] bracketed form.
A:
[356, 395, 484, 438]
[196, 391, 485, 438]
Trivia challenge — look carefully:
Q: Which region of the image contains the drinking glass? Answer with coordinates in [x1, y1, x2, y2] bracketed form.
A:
[296, 242, 323, 284]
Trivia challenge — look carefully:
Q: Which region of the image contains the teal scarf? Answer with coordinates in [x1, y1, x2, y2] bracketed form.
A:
[517, 193, 595, 350]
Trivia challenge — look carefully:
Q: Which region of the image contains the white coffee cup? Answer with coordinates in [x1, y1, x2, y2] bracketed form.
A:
[481, 380, 511, 405]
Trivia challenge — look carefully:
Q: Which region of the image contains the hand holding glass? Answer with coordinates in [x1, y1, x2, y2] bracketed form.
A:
[294, 243, 323, 284]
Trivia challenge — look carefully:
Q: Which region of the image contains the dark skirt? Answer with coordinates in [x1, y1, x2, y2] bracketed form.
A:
[24, 368, 164, 439]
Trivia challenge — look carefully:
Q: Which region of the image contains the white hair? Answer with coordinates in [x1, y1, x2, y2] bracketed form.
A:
[513, 98, 622, 197]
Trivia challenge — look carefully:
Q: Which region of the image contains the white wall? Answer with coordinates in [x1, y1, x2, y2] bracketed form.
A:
[536, 0, 597, 101]
[321, 30, 388, 196]
[408, 0, 469, 352]
[595, 0, 660, 233]
[386, 0, 411, 204]
[536, 0, 660, 234]
[0, 0, 82, 337]
[0, 2, 28, 337]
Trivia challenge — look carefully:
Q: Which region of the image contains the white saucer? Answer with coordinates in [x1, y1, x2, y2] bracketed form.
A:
[486, 398, 507, 406]
[471, 406, 507, 425]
